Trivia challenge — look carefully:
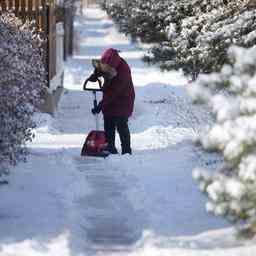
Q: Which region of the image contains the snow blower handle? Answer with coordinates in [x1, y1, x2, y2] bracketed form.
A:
[83, 77, 102, 92]
[93, 91, 100, 130]
[83, 77, 102, 130]
[93, 92, 98, 109]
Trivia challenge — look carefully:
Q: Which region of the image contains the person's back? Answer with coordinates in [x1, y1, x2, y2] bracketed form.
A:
[101, 56, 135, 118]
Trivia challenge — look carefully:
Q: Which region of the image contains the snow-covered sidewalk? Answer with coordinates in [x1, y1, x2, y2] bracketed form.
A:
[1, 5, 256, 256]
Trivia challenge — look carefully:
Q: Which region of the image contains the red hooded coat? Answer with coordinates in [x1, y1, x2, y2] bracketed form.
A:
[99, 48, 135, 118]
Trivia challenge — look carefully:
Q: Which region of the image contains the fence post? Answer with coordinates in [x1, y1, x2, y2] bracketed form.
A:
[64, 6, 74, 60]
[0, 0, 7, 11]
[47, 1, 56, 85]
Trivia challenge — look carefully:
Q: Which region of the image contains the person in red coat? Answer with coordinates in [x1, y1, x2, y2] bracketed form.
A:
[88, 48, 135, 154]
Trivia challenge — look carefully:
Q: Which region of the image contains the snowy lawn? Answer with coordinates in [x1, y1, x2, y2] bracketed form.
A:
[0, 6, 256, 256]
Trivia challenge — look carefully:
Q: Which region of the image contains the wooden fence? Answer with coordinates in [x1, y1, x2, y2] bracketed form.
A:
[0, 0, 56, 85]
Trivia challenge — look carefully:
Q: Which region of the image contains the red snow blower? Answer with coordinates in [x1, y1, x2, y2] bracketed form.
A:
[81, 78, 109, 157]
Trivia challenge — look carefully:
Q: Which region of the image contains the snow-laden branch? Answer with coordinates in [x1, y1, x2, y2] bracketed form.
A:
[0, 13, 46, 177]
[190, 46, 256, 233]
[104, 0, 252, 77]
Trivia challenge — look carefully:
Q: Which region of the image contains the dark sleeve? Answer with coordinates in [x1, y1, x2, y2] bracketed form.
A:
[88, 73, 98, 82]
[94, 68, 104, 77]
[88, 68, 104, 81]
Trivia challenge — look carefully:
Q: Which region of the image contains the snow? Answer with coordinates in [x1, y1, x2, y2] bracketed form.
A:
[239, 155, 256, 182]
[211, 95, 239, 123]
[0, 5, 256, 256]
[207, 180, 225, 202]
[225, 179, 246, 200]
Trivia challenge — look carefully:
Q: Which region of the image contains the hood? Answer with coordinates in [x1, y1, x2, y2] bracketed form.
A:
[101, 48, 122, 69]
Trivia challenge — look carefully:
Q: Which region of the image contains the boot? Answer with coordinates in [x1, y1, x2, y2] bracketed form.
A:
[122, 147, 132, 155]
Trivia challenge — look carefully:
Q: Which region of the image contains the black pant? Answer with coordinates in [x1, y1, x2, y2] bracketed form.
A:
[104, 116, 132, 154]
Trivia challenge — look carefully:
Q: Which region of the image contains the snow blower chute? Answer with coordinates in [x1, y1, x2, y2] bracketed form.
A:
[81, 78, 109, 157]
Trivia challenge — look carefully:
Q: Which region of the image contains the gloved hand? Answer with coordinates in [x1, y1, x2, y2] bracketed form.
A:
[91, 104, 102, 115]
[88, 68, 105, 82]
[88, 73, 98, 82]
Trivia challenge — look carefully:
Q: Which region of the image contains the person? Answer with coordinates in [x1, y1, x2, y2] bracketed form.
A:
[88, 48, 135, 155]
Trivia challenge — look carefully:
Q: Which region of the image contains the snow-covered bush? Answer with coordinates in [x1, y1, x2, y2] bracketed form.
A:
[189, 45, 256, 234]
[144, 0, 254, 77]
[104, 0, 256, 78]
[177, 1, 255, 75]
[0, 13, 46, 178]
[102, 0, 169, 43]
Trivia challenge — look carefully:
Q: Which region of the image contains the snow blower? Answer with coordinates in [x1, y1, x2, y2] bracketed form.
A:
[81, 78, 109, 157]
